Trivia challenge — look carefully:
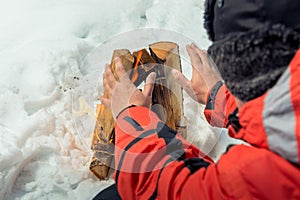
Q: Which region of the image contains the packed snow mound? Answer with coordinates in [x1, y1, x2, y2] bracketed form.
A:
[0, 0, 240, 199]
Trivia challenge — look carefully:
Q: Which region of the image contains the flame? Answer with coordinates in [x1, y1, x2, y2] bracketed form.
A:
[73, 97, 97, 118]
[74, 97, 109, 143]
[131, 50, 143, 82]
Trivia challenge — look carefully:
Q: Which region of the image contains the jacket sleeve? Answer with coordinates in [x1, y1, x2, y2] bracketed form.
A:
[114, 106, 230, 199]
[204, 81, 237, 128]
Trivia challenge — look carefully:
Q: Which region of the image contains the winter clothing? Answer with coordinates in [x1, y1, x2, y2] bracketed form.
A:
[204, 0, 300, 101]
[93, 184, 121, 200]
[111, 50, 300, 199]
[94, 1, 300, 198]
[208, 23, 300, 101]
[204, 0, 300, 42]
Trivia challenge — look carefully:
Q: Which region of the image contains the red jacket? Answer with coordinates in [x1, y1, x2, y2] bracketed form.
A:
[113, 50, 300, 199]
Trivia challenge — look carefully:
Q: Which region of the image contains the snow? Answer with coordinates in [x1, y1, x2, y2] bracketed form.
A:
[0, 0, 240, 199]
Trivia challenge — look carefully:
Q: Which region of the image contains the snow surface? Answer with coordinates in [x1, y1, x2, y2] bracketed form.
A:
[0, 0, 241, 199]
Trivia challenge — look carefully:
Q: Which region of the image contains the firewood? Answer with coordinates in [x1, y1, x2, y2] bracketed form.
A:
[149, 42, 186, 137]
[90, 42, 186, 180]
[90, 50, 134, 180]
[131, 49, 156, 86]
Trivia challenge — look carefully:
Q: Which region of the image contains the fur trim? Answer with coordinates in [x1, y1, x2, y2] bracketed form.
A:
[203, 0, 216, 41]
[208, 23, 300, 101]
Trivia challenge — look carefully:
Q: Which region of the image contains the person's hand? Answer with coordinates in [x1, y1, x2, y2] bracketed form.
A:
[172, 43, 222, 104]
[100, 58, 156, 119]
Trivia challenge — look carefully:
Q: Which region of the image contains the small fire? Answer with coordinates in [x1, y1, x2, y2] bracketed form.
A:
[73, 97, 97, 118]
[74, 97, 109, 143]
[131, 50, 143, 82]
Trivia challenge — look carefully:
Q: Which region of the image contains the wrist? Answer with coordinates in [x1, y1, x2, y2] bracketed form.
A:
[205, 80, 224, 110]
[115, 105, 137, 119]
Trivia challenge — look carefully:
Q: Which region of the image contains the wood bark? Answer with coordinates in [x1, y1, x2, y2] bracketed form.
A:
[149, 42, 186, 137]
[90, 50, 134, 180]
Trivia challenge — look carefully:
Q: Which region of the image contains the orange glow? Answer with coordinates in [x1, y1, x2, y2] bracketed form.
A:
[131, 50, 143, 82]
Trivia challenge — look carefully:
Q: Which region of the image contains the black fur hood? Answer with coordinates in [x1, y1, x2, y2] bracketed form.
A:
[204, 0, 300, 42]
[204, 0, 300, 101]
[208, 23, 300, 101]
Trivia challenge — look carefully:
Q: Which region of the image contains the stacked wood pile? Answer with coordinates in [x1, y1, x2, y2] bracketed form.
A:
[90, 42, 186, 180]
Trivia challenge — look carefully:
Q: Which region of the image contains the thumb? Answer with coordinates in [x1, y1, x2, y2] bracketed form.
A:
[172, 69, 190, 91]
[143, 72, 156, 97]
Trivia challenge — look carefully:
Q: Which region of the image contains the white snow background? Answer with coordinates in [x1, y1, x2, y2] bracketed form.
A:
[0, 0, 240, 199]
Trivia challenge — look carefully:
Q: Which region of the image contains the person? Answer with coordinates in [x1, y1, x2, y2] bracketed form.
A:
[96, 0, 300, 199]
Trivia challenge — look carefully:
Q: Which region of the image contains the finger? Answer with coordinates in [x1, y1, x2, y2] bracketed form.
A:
[172, 69, 197, 100]
[186, 44, 203, 66]
[191, 44, 210, 66]
[190, 42, 199, 49]
[104, 64, 117, 89]
[102, 64, 109, 86]
[115, 58, 129, 82]
[191, 42, 203, 51]
[103, 77, 113, 96]
[100, 96, 111, 108]
[186, 45, 203, 78]
[191, 45, 220, 75]
[206, 52, 219, 69]
[187, 45, 203, 80]
[143, 72, 156, 97]
[191, 43, 206, 58]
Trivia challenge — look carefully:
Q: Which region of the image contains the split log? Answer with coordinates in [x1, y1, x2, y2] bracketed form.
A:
[90, 50, 134, 180]
[149, 42, 186, 137]
[131, 49, 156, 85]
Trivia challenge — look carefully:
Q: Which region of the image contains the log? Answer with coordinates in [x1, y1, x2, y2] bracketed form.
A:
[131, 49, 156, 86]
[90, 49, 134, 180]
[149, 42, 186, 137]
